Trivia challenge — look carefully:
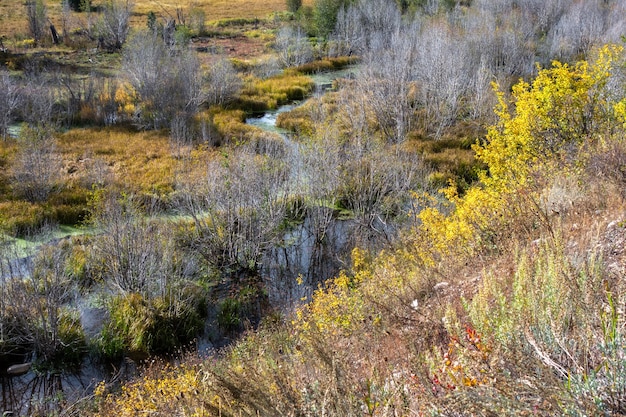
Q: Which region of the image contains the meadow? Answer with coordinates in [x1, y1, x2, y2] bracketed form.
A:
[0, 0, 313, 45]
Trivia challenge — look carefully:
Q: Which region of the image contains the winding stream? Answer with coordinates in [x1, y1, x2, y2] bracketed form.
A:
[246, 67, 360, 310]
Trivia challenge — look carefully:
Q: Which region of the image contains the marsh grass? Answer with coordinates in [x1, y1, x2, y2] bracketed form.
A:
[96, 288, 207, 359]
[0, 124, 226, 237]
[238, 72, 315, 111]
[0, 200, 49, 236]
[293, 56, 358, 74]
[58, 127, 180, 199]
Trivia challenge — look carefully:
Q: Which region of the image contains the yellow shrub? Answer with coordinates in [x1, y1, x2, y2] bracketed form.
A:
[114, 82, 137, 116]
[416, 44, 625, 265]
[293, 248, 371, 336]
[95, 363, 208, 417]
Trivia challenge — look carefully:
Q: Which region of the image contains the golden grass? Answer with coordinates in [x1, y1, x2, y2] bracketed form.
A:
[237, 72, 315, 111]
[0, 0, 314, 40]
[58, 127, 180, 197]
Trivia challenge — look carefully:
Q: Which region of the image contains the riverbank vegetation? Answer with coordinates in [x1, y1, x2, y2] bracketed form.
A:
[2, 0, 626, 415]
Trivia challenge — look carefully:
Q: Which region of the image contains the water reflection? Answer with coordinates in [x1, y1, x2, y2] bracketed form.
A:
[1, 357, 138, 416]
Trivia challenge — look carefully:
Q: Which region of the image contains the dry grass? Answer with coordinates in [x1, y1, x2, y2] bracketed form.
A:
[0, 0, 314, 41]
[57, 126, 211, 200]
[1, 126, 212, 234]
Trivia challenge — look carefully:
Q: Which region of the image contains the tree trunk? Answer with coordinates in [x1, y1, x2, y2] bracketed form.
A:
[50, 24, 59, 44]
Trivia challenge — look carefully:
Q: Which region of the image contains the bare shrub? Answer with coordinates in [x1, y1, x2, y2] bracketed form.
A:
[0, 70, 21, 139]
[122, 30, 202, 129]
[0, 235, 86, 380]
[94, 0, 134, 50]
[588, 139, 626, 198]
[88, 191, 198, 297]
[338, 143, 430, 246]
[20, 70, 58, 128]
[177, 148, 290, 274]
[205, 58, 242, 107]
[11, 127, 63, 203]
[275, 26, 314, 68]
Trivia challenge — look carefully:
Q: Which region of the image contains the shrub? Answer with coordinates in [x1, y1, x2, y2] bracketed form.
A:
[286, 0, 302, 13]
[464, 234, 622, 414]
[97, 287, 206, 359]
[11, 126, 63, 203]
[36, 309, 87, 371]
[65, 0, 91, 12]
[217, 297, 242, 332]
[417, 44, 626, 264]
[313, 0, 343, 38]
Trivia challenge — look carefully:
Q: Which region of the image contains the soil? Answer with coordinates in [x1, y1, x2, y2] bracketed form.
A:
[191, 34, 271, 63]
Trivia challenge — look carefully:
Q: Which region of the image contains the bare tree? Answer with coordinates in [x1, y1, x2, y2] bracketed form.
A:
[60, 0, 72, 42]
[0, 70, 21, 140]
[360, 28, 418, 143]
[95, 0, 134, 50]
[602, 0, 626, 46]
[26, 0, 47, 44]
[275, 26, 314, 68]
[547, 0, 606, 61]
[411, 20, 471, 137]
[332, 0, 401, 56]
[357, 0, 401, 47]
[122, 30, 202, 129]
[332, 3, 365, 56]
[11, 127, 62, 203]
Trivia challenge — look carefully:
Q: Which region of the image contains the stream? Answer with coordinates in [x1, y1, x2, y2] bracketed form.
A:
[246, 67, 360, 310]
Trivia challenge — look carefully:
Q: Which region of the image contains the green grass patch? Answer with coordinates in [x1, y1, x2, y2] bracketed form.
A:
[237, 72, 315, 111]
[212, 17, 264, 28]
[294, 56, 358, 74]
[96, 286, 207, 360]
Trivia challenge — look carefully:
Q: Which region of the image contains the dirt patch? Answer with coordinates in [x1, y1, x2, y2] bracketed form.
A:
[192, 34, 271, 63]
